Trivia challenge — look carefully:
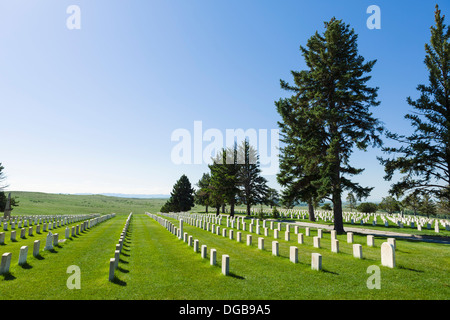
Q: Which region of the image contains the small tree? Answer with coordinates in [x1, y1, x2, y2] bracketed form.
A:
[419, 194, 436, 218]
[160, 175, 195, 213]
[378, 196, 401, 214]
[272, 206, 280, 219]
[236, 140, 269, 216]
[357, 202, 378, 214]
[194, 173, 211, 213]
[402, 192, 422, 216]
[346, 193, 357, 212]
[322, 203, 332, 211]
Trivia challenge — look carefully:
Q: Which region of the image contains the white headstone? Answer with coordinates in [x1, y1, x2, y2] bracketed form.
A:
[272, 241, 279, 256]
[381, 242, 395, 268]
[0, 252, 12, 275]
[331, 239, 339, 253]
[222, 255, 230, 276]
[258, 237, 264, 250]
[18, 246, 28, 265]
[353, 244, 363, 259]
[210, 249, 217, 266]
[290, 246, 298, 263]
[311, 253, 322, 271]
[367, 235, 375, 247]
[313, 236, 320, 248]
[347, 232, 353, 244]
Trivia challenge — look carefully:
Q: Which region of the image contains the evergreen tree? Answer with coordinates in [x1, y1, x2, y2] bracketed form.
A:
[265, 188, 280, 208]
[236, 140, 269, 216]
[160, 175, 195, 212]
[419, 194, 437, 218]
[402, 191, 422, 216]
[0, 163, 7, 191]
[276, 122, 321, 222]
[379, 5, 450, 202]
[378, 196, 401, 214]
[346, 192, 357, 212]
[209, 147, 240, 216]
[276, 17, 383, 233]
[357, 202, 378, 214]
[194, 173, 211, 213]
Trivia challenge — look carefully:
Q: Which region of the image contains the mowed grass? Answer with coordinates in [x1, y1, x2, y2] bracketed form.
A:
[0, 192, 448, 299]
[157, 214, 450, 299]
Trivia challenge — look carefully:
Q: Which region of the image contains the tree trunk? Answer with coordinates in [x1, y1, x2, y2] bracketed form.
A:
[333, 190, 344, 233]
[221, 204, 225, 214]
[246, 203, 251, 216]
[308, 201, 316, 222]
[230, 199, 235, 217]
[205, 205, 208, 214]
[216, 206, 220, 216]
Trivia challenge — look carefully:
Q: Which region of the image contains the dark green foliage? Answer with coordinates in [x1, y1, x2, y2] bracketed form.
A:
[321, 203, 332, 211]
[208, 146, 240, 215]
[236, 140, 269, 215]
[276, 17, 383, 232]
[271, 206, 280, 219]
[0, 192, 19, 212]
[378, 196, 401, 214]
[207, 141, 269, 216]
[346, 192, 357, 212]
[419, 194, 437, 217]
[379, 5, 450, 202]
[194, 173, 211, 213]
[265, 188, 279, 208]
[160, 175, 195, 213]
[0, 163, 18, 212]
[357, 202, 378, 214]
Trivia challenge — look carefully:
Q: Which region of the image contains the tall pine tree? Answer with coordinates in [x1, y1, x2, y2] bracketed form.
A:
[194, 173, 211, 213]
[379, 5, 450, 202]
[276, 18, 383, 233]
[209, 146, 240, 216]
[236, 140, 269, 216]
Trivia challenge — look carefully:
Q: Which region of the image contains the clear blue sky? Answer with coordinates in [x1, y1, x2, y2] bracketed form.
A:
[1, 0, 448, 201]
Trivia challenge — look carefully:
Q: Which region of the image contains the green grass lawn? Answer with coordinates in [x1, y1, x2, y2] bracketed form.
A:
[0, 192, 448, 300]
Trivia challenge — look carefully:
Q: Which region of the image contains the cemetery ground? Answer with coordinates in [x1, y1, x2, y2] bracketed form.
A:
[0, 192, 448, 300]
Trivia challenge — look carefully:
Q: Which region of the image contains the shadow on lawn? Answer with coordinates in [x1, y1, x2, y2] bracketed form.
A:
[228, 272, 245, 280]
[111, 275, 127, 286]
[1, 272, 16, 281]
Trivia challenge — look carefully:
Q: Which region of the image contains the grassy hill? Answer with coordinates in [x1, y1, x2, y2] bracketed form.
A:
[7, 191, 167, 216]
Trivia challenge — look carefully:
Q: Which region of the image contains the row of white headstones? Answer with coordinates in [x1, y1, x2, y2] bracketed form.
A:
[0, 214, 116, 275]
[146, 213, 231, 276]
[237, 208, 450, 232]
[158, 212, 396, 270]
[109, 213, 133, 281]
[0, 213, 100, 244]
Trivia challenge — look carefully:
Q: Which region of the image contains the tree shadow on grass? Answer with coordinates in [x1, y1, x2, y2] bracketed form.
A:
[111, 275, 127, 286]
